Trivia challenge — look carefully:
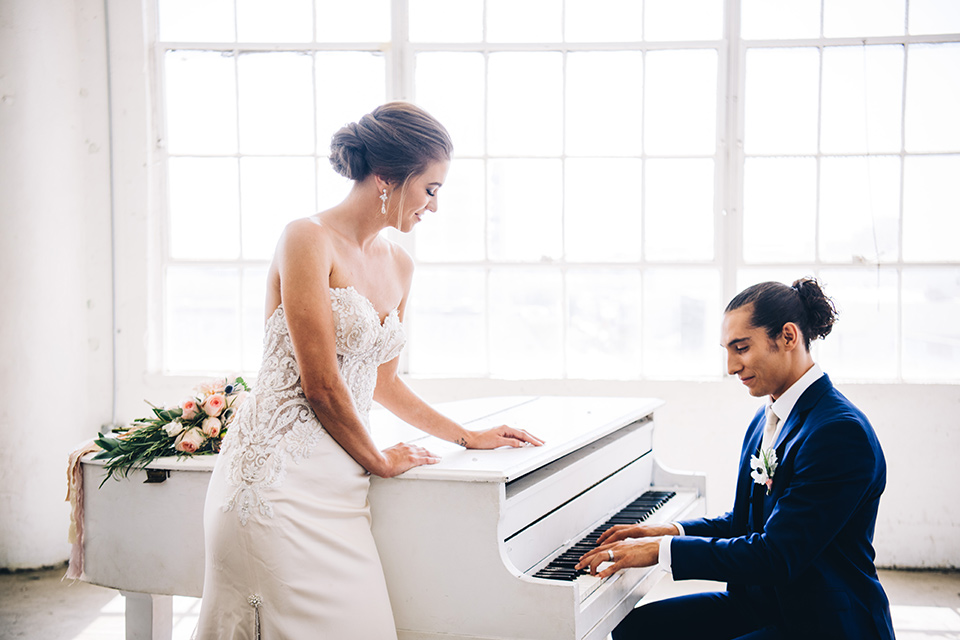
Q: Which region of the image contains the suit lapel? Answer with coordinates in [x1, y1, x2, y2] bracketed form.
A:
[772, 374, 833, 451]
[755, 375, 834, 530]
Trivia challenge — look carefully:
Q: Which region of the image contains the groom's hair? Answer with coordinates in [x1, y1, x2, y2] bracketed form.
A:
[726, 277, 838, 351]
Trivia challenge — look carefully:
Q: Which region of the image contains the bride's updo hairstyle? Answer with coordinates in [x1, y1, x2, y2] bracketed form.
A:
[329, 101, 452, 187]
[725, 277, 838, 351]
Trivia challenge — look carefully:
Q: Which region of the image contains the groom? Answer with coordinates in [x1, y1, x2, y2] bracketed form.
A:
[578, 278, 894, 640]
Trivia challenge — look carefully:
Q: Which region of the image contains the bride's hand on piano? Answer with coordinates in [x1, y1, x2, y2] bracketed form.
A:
[461, 425, 545, 449]
[597, 522, 680, 546]
[375, 442, 441, 477]
[574, 538, 661, 579]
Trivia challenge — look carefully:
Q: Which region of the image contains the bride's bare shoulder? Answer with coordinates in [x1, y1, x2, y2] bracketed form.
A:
[277, 216, 335, 254]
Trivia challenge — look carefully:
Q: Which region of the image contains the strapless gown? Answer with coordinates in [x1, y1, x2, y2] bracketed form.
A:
[195, 287, 405, 639]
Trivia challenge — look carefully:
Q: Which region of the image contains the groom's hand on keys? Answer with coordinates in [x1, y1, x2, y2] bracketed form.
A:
[377, 442, 440, 477]
[575, 537, 662, 579]
[596, 522, 680, 546]
[574, 522, 681, 578]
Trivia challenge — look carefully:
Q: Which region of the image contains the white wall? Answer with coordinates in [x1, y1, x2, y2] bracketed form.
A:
[0, 0, 114, 570]
[0, 0, 956, 572]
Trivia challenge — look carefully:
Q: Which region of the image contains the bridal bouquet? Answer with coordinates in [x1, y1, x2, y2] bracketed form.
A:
[94, 377, 250, 485]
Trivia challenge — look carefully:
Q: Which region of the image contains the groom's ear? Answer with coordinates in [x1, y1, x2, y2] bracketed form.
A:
[780, 322, 801, 352]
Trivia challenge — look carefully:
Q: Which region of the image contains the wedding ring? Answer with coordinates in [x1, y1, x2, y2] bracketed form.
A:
[607, 549, 614, 562]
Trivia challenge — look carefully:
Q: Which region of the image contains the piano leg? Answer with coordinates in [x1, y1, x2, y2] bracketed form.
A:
[120, 591, 173, 640]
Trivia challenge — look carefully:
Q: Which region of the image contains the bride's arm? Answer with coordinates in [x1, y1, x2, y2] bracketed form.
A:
[373, 246, 543, 450]
[277, 219, 438, 477]
[373, 364, 543, 449]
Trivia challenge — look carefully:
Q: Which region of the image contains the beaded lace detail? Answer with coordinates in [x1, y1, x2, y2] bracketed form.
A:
[221, 287, 405, 525]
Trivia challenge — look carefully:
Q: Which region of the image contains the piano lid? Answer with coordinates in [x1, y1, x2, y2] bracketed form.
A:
[369, 396, 664, 483]
[81, 396, 664, 484]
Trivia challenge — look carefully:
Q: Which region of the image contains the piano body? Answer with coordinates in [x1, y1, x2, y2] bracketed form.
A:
[79, 396, 705, 640]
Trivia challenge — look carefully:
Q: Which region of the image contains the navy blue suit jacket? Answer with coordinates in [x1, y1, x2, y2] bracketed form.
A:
[671, 374, 894, 640]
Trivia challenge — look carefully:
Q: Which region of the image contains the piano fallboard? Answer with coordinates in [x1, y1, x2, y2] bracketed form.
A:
[79, 396, 705, 640]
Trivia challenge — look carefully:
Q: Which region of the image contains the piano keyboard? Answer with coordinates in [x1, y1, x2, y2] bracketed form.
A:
[532, 490, 677, 583]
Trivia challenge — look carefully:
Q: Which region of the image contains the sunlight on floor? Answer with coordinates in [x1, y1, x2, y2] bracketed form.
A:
[66, 597, 960, 640]
[71, 594, 201, 640]
[891, 605, 960, 639]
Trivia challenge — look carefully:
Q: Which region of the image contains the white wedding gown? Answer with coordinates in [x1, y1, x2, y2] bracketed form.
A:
[196, 287, 405, 639]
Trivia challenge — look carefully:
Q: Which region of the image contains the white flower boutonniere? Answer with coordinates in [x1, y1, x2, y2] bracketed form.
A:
[750, 448, 779, 496]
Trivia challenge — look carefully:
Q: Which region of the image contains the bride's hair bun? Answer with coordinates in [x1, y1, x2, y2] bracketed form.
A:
[329, 102, 452, 184]
[329, 122, 370, 181]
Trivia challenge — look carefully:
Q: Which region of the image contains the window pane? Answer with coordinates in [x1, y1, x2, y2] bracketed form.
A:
[645, 0, 723, 41]
[736, 270, 805, 294]
[168, 157, 240, 260]
[564, 0, 642, 42]
[567, 269, 642, 379]
[902, 268, 960, 380]
[487, 0, 562, 43]
[820, 45, 904, 155]
[166, 267, 241, 373]
[743, 157, 817, 263]
[819, 156, 900, 263]
[158, 0, 234, 42]
[903, 155, 960, 262]
[165, 51, 237, 155]
[645, 49, 717, 156]
[316, 0, 390, 42]
[741, 0, 820, 40]
[237, 0, 312, 42]
[488, 53, 563, 155]
[823, 0, 905, 38]
[909, 0, 960, 35]
[905, 43, 960, 153]
[316, 53, 386, 151]
[242, 266, 268, 372]
[744, 48, 819, 155]
[416, 159, 486, 262]
[565, 159, 643, 262]
[645, 159, 715, 261]
[317, 163, 353, 212]
[488, 159, 562, 261]
[407, 267, 487, 376]
[643, 269, 720, 378]
[489, 269, 563, 378]
[416, 53, 485, 157]
[238, 52, 315, 155]
[410, 0, 483, 42]
[566, 52, 643, 156]
[818, 268, 898, 380]
[240, 157, 316, 260]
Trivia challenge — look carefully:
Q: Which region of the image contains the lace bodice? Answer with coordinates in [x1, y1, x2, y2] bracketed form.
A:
[221, 287, 406, 524]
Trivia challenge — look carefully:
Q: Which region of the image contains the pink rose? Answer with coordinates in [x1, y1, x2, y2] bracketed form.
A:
[195, 378, 227, 396]
[181, 398, 199, 421]
[175, 427, 205, 453]
[202, 393, 227, 417]
[201, 416, 221, 438]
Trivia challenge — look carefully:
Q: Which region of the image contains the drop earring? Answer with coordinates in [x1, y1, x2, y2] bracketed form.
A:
[379, 188, 388, 215]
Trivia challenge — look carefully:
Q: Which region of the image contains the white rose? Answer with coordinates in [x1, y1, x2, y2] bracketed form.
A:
[164, 419, 185, 438]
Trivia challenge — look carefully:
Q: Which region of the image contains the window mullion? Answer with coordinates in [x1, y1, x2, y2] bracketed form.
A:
[721, 0, 744, 307]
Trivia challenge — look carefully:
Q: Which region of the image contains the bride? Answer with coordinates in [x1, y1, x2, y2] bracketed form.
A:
[195, 102, 543, 639]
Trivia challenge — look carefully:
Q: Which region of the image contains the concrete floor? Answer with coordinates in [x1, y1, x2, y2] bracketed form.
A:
[1, 566, 958, 639]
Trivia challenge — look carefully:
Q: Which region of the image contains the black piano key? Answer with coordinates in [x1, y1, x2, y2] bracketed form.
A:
[532, 490, 677, 581]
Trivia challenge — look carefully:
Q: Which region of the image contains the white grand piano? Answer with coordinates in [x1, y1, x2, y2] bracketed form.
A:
[78, 396, 705, 640]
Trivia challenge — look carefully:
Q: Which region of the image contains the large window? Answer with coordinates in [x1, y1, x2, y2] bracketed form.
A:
[155, 0, 960, 382]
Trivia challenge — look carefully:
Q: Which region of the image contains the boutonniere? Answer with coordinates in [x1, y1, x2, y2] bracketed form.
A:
[750, 448, 778, 496]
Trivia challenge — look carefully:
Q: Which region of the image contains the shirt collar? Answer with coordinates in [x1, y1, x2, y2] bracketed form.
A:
[768, 363, 823, 425]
